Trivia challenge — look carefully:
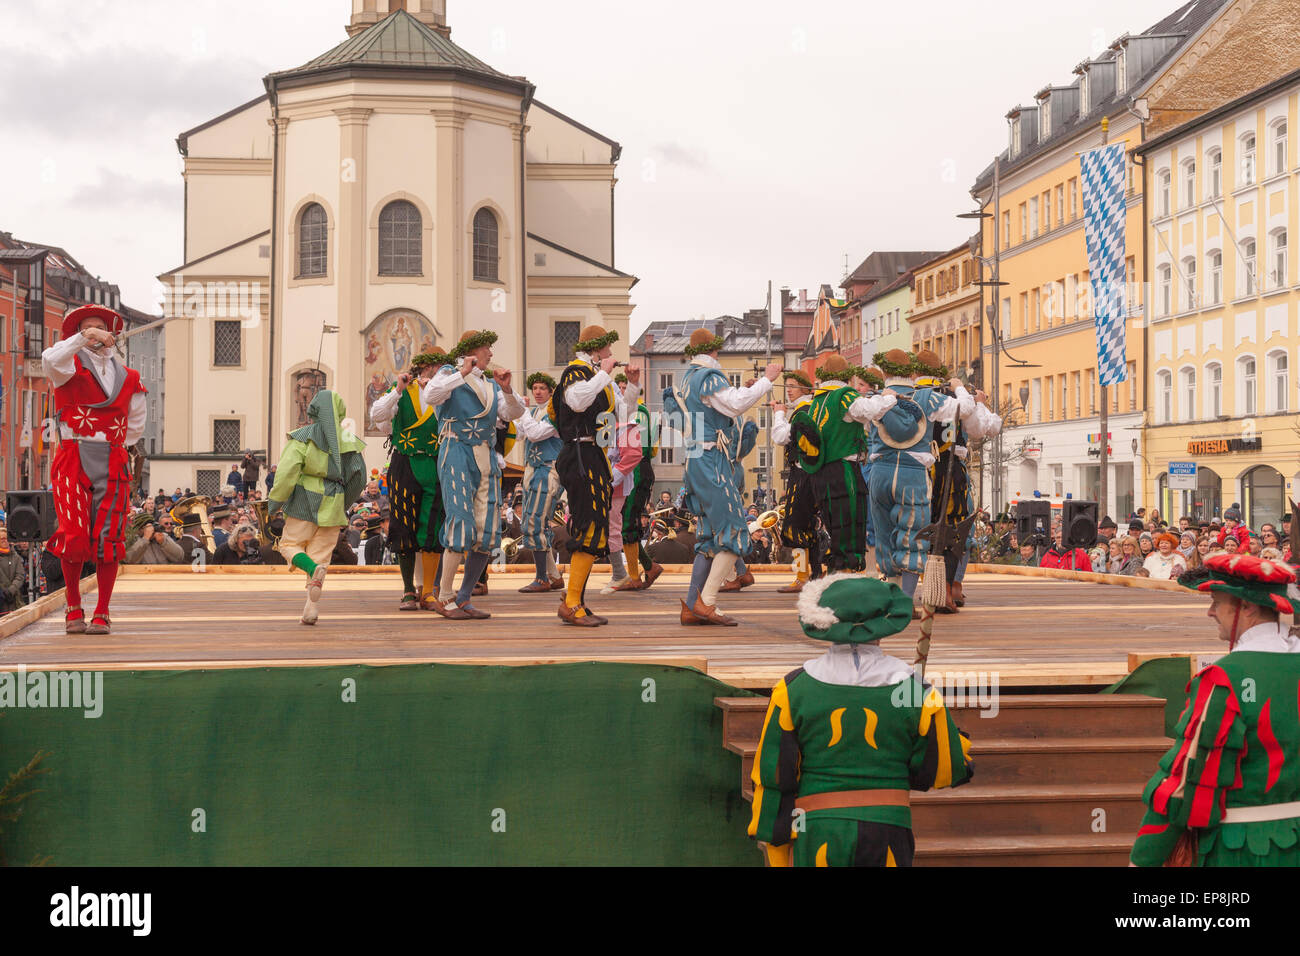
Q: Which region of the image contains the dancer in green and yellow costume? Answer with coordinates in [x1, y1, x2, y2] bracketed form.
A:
[369, 350, 452, 610]
[749, 574, 973, 866]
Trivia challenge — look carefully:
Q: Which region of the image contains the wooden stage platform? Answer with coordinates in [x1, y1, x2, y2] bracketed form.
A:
[0, 568, 1218, 689]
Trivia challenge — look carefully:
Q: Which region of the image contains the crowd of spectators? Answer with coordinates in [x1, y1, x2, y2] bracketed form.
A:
[980, 502, 1294, 581]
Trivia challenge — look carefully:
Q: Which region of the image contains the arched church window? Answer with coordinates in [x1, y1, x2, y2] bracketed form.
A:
[379, 201, 422, 276]
[297, 203, 328, 278]
[473, 207, 499, 281]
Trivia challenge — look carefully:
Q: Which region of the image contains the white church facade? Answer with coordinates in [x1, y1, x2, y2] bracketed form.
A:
[154, 0, 636, 492]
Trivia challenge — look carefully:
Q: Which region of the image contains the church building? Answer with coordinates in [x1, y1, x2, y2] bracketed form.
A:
[154, 0, 637, 492]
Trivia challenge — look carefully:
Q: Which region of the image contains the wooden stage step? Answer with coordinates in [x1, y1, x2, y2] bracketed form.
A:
[914, 834, 1136, 867]
[716, 693, 1171, 866]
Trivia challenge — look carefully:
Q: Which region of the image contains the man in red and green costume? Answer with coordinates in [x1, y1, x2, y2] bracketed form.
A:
[749, 574, 973, 866]
[369, 350, 451, 610]
[1131, 553, 1300, 866]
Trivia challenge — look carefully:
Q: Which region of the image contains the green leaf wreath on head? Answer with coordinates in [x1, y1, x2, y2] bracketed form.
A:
[575, 329, 619, 353]
[816, 363, 853, 383]
[451, 330, 499, 360]
[873, 350, 922, 378]
[782, 370, 812, 389]
[683, 333, 725, 357]
[526, 371, 556, 391]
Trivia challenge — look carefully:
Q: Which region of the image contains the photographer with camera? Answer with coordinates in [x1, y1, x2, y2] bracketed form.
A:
[212, 523, 265, 565]
[126, 520, 186, 565]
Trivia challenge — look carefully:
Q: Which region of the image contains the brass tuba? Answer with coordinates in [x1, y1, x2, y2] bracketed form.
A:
[747, 509, 781, 535]
[250, 499, 282, 550]
[170, 495, 216, 555]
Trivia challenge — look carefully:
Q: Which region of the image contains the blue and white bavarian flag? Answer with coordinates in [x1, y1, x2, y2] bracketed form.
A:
[1080, 143, 1128, 386]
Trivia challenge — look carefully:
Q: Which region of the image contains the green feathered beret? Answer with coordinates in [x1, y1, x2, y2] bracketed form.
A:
[796, 573, 915, 643]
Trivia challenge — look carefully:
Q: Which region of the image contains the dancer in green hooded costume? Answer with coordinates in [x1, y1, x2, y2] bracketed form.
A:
[748, 574, 973, 866]
[268, 389, 367, 625]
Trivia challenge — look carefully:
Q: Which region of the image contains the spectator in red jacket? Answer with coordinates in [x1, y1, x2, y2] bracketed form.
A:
[1216, 505, 1250, 549]
[1039, 532, 1090, 571]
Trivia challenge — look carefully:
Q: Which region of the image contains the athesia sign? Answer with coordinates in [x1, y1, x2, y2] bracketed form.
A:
[1187, 437, 1262, 454]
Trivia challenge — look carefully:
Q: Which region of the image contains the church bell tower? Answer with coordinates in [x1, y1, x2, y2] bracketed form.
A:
[348, 0, 449, 36]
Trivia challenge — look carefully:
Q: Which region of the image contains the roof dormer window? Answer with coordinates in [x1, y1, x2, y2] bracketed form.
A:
[1079, 73, 1090, 116]
[1040, 99, 1051, 139]
[1116, 47, 1127, 95]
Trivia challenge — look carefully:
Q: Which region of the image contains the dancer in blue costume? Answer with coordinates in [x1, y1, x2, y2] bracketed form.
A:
[421, 329, 523, 619]
[914, 352, 1002, 612]
[866, 349, 974, 601]
[513, 372, 565, 594]
[661, 328, 781, 626]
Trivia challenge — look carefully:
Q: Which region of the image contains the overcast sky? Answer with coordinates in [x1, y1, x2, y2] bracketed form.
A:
[1, 0, 1190, 334]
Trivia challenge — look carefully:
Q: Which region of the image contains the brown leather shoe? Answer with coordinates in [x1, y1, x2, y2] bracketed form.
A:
[951, 582, 966, 607]
[518, 580, 552, 593]
[643, 563, 663, 589]
[459, 603, 491, 620]
[680, 599, 705, 626]
[399, 593, 421, 611]
[440, 603, 474, 620]
[65, 606, 87, 634]
[691, 597, 738, 626]
[735, 571, 755, 589]
[612, 576, 643, 592]
[549, 577, 565, 590]
[558, 601, 602, 627]
[421, 594, 444, 612]
[85, 614, 112, 636]
[472, 583, 488, 597]
[582, 607, 609, 626]
[777, 581, 804, 594]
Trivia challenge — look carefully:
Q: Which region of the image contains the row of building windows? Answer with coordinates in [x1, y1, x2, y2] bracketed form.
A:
[917, 260, 976, 304]
[1154, 121, 1289, 218]
[1005, 361, 1139, 422]
[294, 200, 502, 281]
[1003, 177, 1081, 249]
[1010, 259, 1139, 336]
[1153, 352, 1290, 424]
[1154, 230, 1289, 315]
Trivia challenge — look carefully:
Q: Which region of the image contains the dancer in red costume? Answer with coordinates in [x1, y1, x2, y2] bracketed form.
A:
[41, 305, 147, 635]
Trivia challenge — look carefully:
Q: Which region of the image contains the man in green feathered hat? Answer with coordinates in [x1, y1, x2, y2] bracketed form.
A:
[268, 389, 368, 625]
[1131, 553, 1300, 866]
[749, 574, 973, 866]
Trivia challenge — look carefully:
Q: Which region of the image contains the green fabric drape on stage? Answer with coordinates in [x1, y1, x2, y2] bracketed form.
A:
[0, 663, 761, 866]
[1101, 656, 1194, 737]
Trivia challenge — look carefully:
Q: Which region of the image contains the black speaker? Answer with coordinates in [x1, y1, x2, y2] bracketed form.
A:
[1015, 500, 1051, 546]
[1063, 500, 1099, 549]
[6, 490, 56, 542]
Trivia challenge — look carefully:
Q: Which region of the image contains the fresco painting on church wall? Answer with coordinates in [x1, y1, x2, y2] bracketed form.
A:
[363, 310, 437, 435]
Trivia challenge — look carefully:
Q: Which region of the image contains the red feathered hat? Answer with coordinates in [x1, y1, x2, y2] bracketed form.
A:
[1197, 553, 1297, 615]
[62, 304, 124, 341]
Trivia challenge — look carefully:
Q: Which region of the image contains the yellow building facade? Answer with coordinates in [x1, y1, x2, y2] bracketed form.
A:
[968, 4, 1225, 521]
[1138, 75, 1300, 528]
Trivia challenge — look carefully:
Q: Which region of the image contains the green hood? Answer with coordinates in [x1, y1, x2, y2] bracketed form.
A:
[288, 390, 366, 486]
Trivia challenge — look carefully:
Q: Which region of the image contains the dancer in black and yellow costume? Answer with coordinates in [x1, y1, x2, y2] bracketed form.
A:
[771, 369, 818, 593]
[551, 324, 640, 626]
[370, 350, 451, 610]
[749, 575, 973, 866]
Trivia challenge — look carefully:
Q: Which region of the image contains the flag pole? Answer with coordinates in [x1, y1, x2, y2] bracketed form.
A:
[1098, 116, 1110, 522]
